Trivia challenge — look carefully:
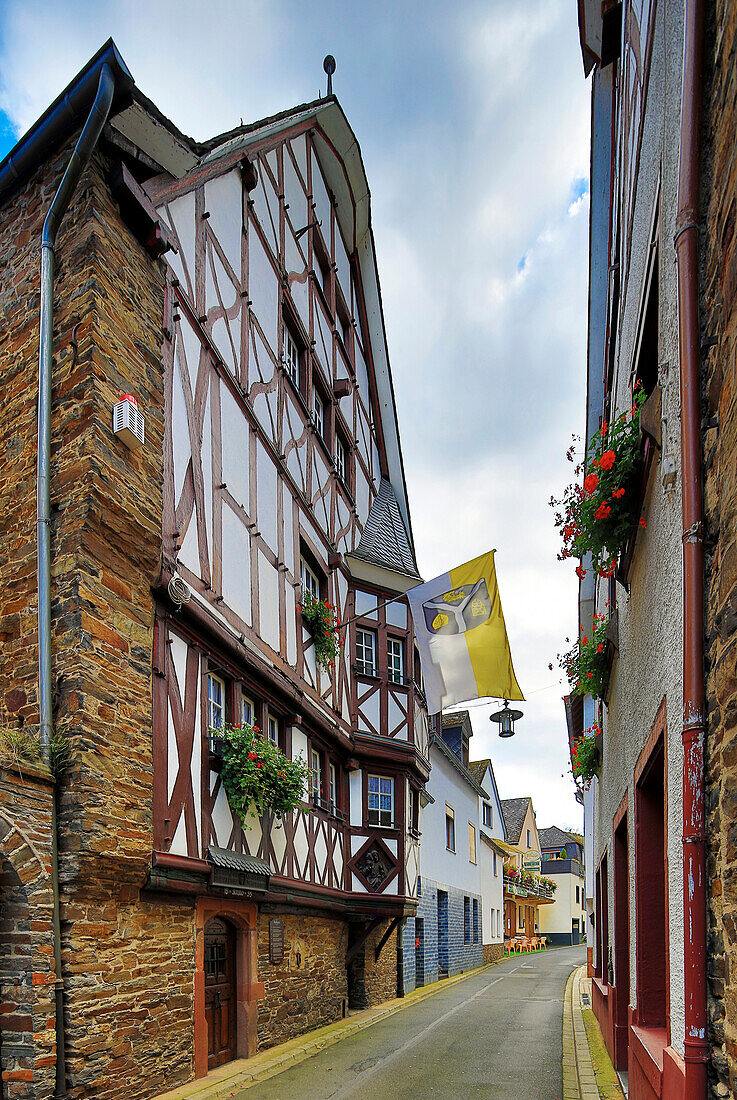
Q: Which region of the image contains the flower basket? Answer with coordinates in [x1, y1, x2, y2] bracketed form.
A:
[552, 384, 648, 577]
[298, 591, 344, 672]
[571, 725, 601, 789]
[559, 610, 612, 701]
[216, 722, 309, 821]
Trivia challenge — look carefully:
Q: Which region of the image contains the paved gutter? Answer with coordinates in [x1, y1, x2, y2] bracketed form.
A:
[563, 964, 625, 1100]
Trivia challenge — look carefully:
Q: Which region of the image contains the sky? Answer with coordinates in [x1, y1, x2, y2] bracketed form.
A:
[0, 0, 590, 833]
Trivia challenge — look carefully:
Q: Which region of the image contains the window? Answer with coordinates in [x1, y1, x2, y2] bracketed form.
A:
[207, 673, 225, 730]
[300, 557, 320, 601]
[464, 896, 471, 944]
[483, 803, 492, 828]
[518, 905, 523, 929]
[283, 323, 301, 389]
[335, 433, 348, 484]
[469, 823, 477, 864]
[387, 638, 404, 684]
[493, 852, 498, 877]
[473, 899, 479, 944]
[445, 804, 455, 852]
[526, 828, 531, 848]
[267, 713, 279, 745]
[329, 762, 338, 810]
[356, 628, 376, 676]
[576, 885, 580, 904]
[408, 786, 419, 835]
[312, 388, 325, 437]
[497, 909, 501, 940]
[311, 749, 322, 799]
[241, 692, 255, 727]
[491, 908, 495, 939]
[368, 775, 393, 827]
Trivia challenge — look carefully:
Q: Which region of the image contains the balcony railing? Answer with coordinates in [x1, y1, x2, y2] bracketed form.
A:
[504, 873, 556, 900]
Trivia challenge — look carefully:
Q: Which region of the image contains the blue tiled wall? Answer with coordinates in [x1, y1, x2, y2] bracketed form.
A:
[401, 876, 484, 994]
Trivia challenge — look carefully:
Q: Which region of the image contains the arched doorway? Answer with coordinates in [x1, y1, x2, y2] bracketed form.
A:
[204, 917, 236, 1069]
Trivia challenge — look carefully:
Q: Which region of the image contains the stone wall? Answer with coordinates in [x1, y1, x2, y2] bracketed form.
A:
[0, 131, 165, 891]
[0, 130, 169, 1099]
[63, 891, 195, 1099]
[256, 910, 348, 1050]
[482, 943, 504, 965]
[702, 2, 737, 1095]
[0, 762, 57, 1100]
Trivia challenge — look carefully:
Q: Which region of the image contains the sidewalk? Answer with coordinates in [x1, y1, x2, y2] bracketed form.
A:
[154, 959, 499, 1100]
[563, 964, 625, 1099]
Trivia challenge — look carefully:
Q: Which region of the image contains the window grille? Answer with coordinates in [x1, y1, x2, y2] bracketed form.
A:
[356, 628, 376, 676]
[368, 774, 393, 827]
[387, 637, 404, 684]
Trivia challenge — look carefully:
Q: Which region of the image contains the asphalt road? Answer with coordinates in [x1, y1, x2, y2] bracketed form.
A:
[239, 945, 585, 1099]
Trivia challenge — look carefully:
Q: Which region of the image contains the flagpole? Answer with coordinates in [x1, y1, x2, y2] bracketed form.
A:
[337, 588, 416, 631]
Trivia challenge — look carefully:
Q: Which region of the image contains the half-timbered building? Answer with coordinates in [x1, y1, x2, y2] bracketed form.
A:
[0, 41, 428, 1099]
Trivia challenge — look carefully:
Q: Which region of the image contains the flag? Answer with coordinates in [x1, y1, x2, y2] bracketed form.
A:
[407, 550, 523, 714]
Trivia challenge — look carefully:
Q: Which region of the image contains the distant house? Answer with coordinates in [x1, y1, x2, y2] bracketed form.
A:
[401, 712, 505, 992]
[538, 827, 586, 946]
[500, 797, 555, 941]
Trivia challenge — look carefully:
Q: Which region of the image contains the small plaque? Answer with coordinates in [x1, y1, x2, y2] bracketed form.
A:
[269, 918, 285, 965]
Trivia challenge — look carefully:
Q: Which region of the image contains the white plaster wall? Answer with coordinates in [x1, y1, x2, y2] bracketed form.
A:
[480, 840, 504, 943]
[588, 2, 686, 1053]
[423, 748, 481, 895]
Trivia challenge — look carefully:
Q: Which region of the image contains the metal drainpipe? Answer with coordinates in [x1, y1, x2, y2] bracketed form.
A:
[37, 63, 115, 1100]
[674, 0, 708, 1095]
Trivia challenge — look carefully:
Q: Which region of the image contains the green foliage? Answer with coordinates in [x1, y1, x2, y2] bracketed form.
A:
[298, 591, 343, 671]
[218, 722, 309, 821]
[49, 732, 72, 778]
[571, 726, 601, 788]
[559, 611, 610, 699]
[0, 722, 41, 766]
[552, 385, 647, 574]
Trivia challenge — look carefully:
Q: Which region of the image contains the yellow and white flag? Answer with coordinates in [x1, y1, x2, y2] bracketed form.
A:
[407, 550, 523, 715]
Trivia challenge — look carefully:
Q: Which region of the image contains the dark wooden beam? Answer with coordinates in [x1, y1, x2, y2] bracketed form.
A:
[346, 918, 382, 966]
[374, 916, 401, 961]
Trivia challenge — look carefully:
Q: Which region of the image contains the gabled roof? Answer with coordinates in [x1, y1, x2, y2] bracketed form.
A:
[539, 826, 577, 851]
[500, 797, 533, 845]
[468, 757, 506, 840]
[351, 478, 420, 579]
[430, 732, 487, 798]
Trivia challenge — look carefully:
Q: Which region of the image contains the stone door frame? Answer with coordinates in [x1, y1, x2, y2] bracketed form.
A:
[194, 897, 264, 1079]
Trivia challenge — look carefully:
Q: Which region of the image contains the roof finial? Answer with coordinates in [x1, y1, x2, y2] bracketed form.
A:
[323, 55, 336, 97]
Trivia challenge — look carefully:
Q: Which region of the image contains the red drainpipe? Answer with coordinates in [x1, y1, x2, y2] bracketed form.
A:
[674, 0, 708, 1093]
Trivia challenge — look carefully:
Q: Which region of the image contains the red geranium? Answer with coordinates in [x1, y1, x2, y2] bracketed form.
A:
[600, 450, 616, 471]
[575, 564, 586, 579]
[584, 473, 599, 495]
[612, 487, 625, 499]
[594, 503, 611, 521]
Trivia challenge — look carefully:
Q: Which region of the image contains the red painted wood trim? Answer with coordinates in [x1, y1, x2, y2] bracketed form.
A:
[153, 851, 211, 875]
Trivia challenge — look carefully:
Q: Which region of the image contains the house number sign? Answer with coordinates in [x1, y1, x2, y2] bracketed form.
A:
[269, 918, 284, 965]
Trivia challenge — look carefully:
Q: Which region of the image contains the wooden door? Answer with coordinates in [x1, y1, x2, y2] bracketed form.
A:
[205, 917, 236, 1069]
[525, 905, 534, 939]
[504, 900, 515, 938]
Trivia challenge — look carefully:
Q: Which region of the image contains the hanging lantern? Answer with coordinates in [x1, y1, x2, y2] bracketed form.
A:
[490, 699, 523, 738]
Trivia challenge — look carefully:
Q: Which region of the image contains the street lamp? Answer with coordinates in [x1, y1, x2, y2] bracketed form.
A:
[489, 700, 523, 738]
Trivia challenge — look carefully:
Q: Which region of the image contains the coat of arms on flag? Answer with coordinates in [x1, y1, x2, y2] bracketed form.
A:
[407, 550, 523, 715]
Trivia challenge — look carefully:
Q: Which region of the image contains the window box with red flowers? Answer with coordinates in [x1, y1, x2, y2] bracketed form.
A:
[571, 722, 602, 789]
[559, 609, 617, 702]
[552, 384, 648, 581]
[298, 590, 344, 672]
[216, 721, 309, 821]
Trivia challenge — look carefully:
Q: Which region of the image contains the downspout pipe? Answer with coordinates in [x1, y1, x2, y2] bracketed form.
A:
[674, 0, 708, 1095]
[37, 63, 116, 1100]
